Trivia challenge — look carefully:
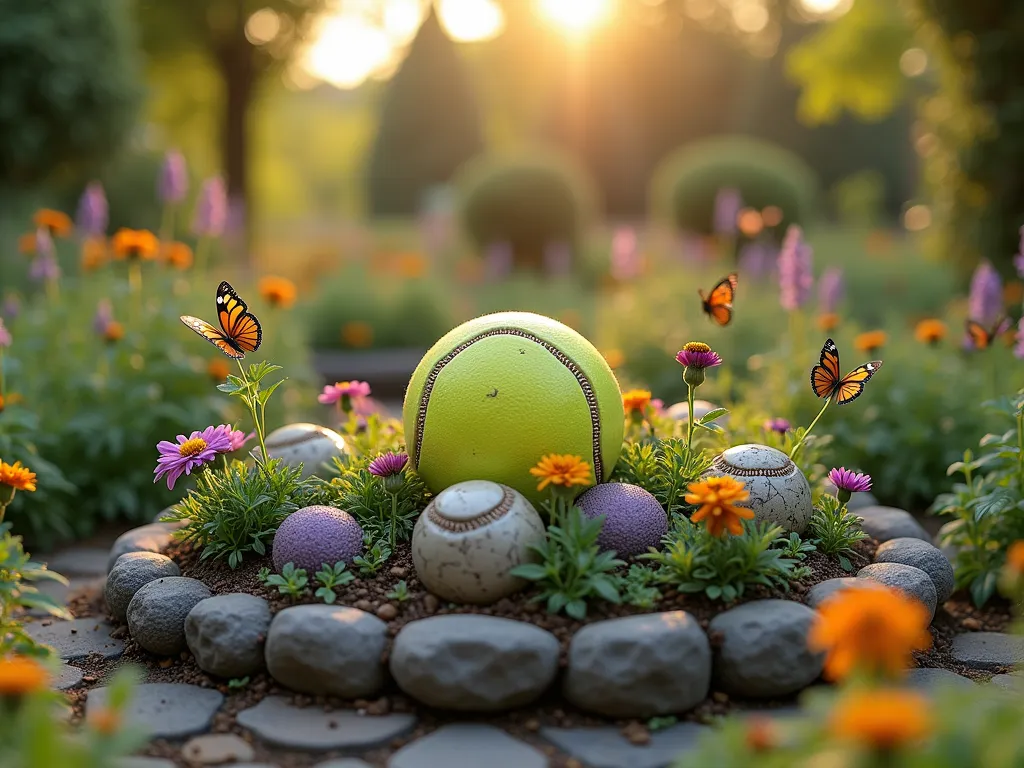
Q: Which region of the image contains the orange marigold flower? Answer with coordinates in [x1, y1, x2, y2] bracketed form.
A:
[81, 238, 107, 271]
[0, 655, 49, 696]
[341, 321, 374, 349]
[207, 358, 230, 382]
[1007, 540, 1024, 575]
[602, 348, 625, 369]
[259, 276, 297, 308]
[530, 454, 593, 492]
[18, 233, 37, 256]
[89, 706, 121, 735]
[745, 716, 777, 753]
[33, 209, 72, 237]
[808, 585, 932, 681]
[816, 313, 840, 332]
[914, 319, 947, 346]
[854, 330, 888, 355]
[685, 476, 753, 536]
[0, 460, 37, 492]
[0, 394, 4, 413]
[829, 688, 931, 751]
[112, 229, 159, 261]
[103, 321, 125, 343]
[395, 252, 427, 279]
[163, 241, 193, 270]
[622, 389, 652, 414]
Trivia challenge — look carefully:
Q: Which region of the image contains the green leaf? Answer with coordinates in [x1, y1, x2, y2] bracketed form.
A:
[509, 563, 548, 581]
[705, 584, 722, 600]
[697, 408, 728, 424]
[970, 571, 998, 608]
[694, 421, 724, 434]
[591, 576, 622, 604]
[565, 599, 588, 620]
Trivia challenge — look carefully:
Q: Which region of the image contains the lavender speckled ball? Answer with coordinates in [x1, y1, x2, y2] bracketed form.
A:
[575, 483, 668, 557]
[272, 506, 363, 574]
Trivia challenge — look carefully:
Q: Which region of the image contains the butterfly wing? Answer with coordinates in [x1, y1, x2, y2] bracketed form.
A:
[180, 315, 245, 359]
[965, 320, 992, 350]
[700, 273, 738, 326]
[810, 338, 842, 399]
[216, 281, 262, 354]
[835, 361, 883, 405]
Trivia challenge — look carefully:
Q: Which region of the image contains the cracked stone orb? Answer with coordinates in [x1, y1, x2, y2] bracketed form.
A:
[702, 444, 812, 534]
[412, 480, 546, 605]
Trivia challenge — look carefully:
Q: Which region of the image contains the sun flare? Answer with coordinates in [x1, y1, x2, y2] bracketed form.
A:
[537, 0, 614, 35]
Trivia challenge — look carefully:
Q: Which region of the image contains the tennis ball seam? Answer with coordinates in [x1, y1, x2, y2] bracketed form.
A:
[426, 484, 516, 532]
[414, 327, 603, 480]
[712, 455, 796, 478]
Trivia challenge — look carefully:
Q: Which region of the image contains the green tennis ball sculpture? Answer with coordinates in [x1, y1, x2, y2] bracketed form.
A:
[403, 312, 624, 505]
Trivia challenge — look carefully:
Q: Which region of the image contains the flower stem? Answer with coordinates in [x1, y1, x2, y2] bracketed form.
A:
[129, 261, 143, 326]
[236, 359, 270, 472]
[790, 397, 831, 459]
[1017, 409, 1024, 493]
[389, 492, 398, 549]
[685, 382, 696, 454]
[159, 204, 176, 245]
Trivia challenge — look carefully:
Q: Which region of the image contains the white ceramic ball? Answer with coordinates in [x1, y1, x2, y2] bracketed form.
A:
[412, 480, 546, 605]
[666, 399, 729, 427]
[702, 443, 812, 534]
[263, 423, 351, 480]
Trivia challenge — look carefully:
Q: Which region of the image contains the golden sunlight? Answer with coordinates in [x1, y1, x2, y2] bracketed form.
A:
[304, 14, 393, 90]
[437, 0, 506, 43]
[798, 0, 853, 17]
[537, 0, 615, 36]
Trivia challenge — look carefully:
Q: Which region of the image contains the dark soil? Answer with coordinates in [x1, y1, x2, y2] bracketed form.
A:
[57, 537, 1015, 768]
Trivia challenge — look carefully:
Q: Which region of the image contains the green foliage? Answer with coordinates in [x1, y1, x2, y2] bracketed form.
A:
[0, 664, 146, 767]
[457, 149, 597, 267]
[0, 0, 141, 188]
[808, 494, 869, 571]
[613, 564, 662, 609]
[227, 676, 250, 690]
[313, 561, 355, 604]
[509, 505, 624, 620]
[386, 580, 410, 602]
[934, 390, 1024, 607]
[611, 438, 714, 517]
[352, 540, 392, 576]
[262, 562, 308, 600]
[650, 135, 819, 234]
[643, 517, 797, 602]
[168, 458, 309, 569]
[779, 532, 817, 562]
[312, 455, 429, 546]
[0, 522, 71, 656]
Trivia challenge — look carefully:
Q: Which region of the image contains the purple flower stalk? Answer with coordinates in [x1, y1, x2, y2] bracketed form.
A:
[968, 260, 1003, 326]
[153, 426, 232, 490]
[368, 452, 409, 478]
[76, 182, 108, 237]
[34, 228, 54, 260]
[29, 253, 60, 283]
[0, 319, 11, 348]
[818, 266, 844, 314]
[1013, 226, 1024, 278]
[713, 187, 742, 236]
[217, 425, 254, 453]
[93, 299, 114, 336]
[778, 225, 814, 311]
[763, 417, 791, 434]
[2, 295, 19, 320]
[1015, 318, 1024, 360]
[158, 150, 189, 204]
[738, 241, 775, 280]
[610, 227, 641, 281]
[192, 176, 227, 237]
[483, 241, 513, 281]
[828, 466, 872, 504]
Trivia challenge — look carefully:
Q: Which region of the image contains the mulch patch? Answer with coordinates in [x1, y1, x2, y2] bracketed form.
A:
[55, 536, 1016, 768]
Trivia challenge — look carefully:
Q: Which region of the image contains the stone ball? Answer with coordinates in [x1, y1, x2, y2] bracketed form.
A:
[105, 552, 180, 622]
[272, 506, 364, 574]
[574, 483, 668, 556]
[412, 480, 546, 605]
[666, 399, 728, 427]
[127, 577, 212, 656]
[702, 443, 812, 534]
[262, 423, 351, 480]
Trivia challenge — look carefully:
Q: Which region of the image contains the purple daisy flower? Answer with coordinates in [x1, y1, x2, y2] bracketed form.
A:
[828, 466, 872, 496]
[153, 426, 232, 490]
[675, 342, 723, 370]
[763, 417, 791, 434]
[368, 452, 409, 478]
[218, 425, 255, 453]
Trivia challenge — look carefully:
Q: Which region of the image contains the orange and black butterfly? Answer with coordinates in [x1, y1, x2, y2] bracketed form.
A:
[810, 338, 882, 405]
[964, 318, 1011, 350]
[180, 281, 262, 359]
[699, 273, 738, 326]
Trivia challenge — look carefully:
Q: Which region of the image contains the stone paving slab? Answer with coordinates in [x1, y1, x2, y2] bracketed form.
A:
[390, 724, 547, 768]
[181, 733, 255, 764]
[951, 633, 1024, 671]
[989, 672, 1022, 691]
[541, 723, 710, 768]
[237, 696, 417, 751]
[25, 618, 124, 660]
[314, 760, 374, 768]
[53, 663, 84, 691]
[28, 577, 105, 617]
[904, 667, 975, 691]
[46, 547, 113, 577]
[88, 683, 223, 740]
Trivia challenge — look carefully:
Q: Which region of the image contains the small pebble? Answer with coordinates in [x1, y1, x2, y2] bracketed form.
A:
[376, 604, 398, 621]
[390, 566, 408, 577]
[622, 722, 650, 746]
[524, 718, 540, 732]
[422, 594, 439, 614]
[566, 759, 584, 768]
[354, 599, 372, 612]
[962, 617, 982, 631]
[712, 691, 729, 704]
[366, 697, 391, 716]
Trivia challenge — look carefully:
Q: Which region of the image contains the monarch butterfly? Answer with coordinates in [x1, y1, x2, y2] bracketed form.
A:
[810, 338, 882, 405]
[699, 273, 738, 326]
[964, 318, 1011, 350]
[180, 281, 262, 359]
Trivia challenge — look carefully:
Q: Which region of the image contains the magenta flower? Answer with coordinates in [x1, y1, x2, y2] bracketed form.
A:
[650, 398, 665, 415]
[158, 150, 189, 204]
[968, 260, 1003, 327]
[778, 225, 814, 311]
[0, 319, 11, 348]
[217, 425, 255, 452]
[318, 380, 372, 405]
[368, 452, 409, 478]
[763, 417, 791, 434]
[828, 467, 872, 504]
[76, 182, 108, 237]
[713, 187, 742, 236]
[675, 343, 723, 370]
[153, 426, 232, 490]
[193, 176, 227, 237]
[818, 266, 844, 314]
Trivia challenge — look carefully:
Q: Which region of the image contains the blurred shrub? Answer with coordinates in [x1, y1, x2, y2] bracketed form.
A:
[0, 0, 140, 188]
[98, 149, 168, 233]
[832, 170, 887, 228]
[650, 135, 819, 234]
[456, 150, 597, 269]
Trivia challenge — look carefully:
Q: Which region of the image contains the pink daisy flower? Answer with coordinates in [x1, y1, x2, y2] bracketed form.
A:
[153, 426, 232, 490]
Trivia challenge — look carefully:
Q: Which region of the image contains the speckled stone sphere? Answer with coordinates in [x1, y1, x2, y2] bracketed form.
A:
[575, 483, 668, 556]
[272, 506, 363, 574]
[666, 400, 728, 427]
[263, 423, 351, 480]
[703, 444, 812, 534]
[412, 480, 546, 605]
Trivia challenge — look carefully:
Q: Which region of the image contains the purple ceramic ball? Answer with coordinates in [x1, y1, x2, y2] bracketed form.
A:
[575, 483, 668, 557]
[272, 505, 364, 574]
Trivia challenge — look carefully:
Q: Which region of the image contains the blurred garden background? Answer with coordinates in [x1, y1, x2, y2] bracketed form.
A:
[1, 0, 1022, 549]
